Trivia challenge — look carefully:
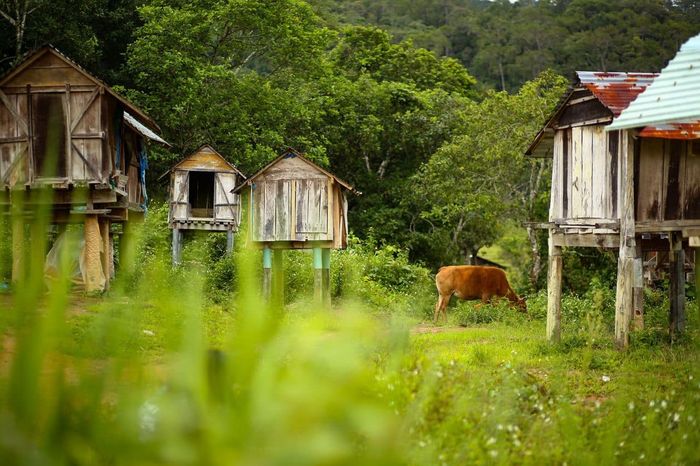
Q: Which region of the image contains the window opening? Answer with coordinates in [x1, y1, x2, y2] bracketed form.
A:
[189, 171, 215, 218]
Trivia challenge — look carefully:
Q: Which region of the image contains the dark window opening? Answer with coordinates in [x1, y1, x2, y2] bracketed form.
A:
[32, 94, 67, 178]
[189, 171, 215, 218]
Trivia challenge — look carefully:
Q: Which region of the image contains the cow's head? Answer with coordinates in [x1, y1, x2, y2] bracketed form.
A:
[516, 297, 527, 313]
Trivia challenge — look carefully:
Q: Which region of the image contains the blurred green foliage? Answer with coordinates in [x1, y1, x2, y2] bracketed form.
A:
[0, 204, 699, 465]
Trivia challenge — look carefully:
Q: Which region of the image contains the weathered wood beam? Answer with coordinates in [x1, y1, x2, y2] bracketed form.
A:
[64, 84, 72, 184]
[615, 130, 636, 349]
[546, 231, 562, 343]
[551, 233, 619, 248]
[669, 233, 686, 340]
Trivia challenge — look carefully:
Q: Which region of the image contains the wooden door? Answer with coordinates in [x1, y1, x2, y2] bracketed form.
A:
[171, 171, 189, 220]
[295, 179, 329, 241]
[0, 89, 29, 186]
[214, 172, 238, 221]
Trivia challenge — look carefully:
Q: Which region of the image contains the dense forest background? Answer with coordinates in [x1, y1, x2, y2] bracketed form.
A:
[1, 0, 698, 287]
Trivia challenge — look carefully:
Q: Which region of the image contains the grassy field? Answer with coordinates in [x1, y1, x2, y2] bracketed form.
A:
[0, 218, 698, 465]
[1, 284, 698, 465]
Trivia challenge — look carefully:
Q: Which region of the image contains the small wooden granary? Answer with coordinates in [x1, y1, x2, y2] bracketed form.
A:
[233, 148, 357, 304]
[527, 65, 700, 347]
[163, 144, 245, 264]
[0, 45, 167, 292]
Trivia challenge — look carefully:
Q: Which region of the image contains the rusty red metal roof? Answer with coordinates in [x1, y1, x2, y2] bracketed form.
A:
[638, 121, 700, 139]
[576, 71, 658, 116]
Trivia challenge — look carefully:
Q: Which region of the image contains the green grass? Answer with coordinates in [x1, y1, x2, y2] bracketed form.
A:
[0, 210, 698, 465]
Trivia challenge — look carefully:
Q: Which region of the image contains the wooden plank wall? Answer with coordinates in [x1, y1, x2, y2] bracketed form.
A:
[636, 139, 700, 221]
[0, 92, 28, 186]
[251, 157, 335, 242]
[549, 130, 563, 220]
[171, 171, 188, 220]
[214, 172, 239, 221]
[564, 125, 617, 220]
[70, 90, 103, 182]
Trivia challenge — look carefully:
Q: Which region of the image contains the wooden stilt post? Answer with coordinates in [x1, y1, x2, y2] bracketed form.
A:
[226, 229, 234, 254]
[546, 231, 562, 343]
[84, 214, 105, 294]
[99, 218, 111, 291]
[669, 234, 685, 340]
[11, 216, 24, 284]
[313, 247, 323, 305]
[262, 246, 272, 300]
[632, 245, 644, 331]
[271, 249, 284, 309]
[322, 248, 331, 308]
[615, 130, 636, 349]
[172, 228, 182, 266]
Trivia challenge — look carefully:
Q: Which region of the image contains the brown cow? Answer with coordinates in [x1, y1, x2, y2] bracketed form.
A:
[434, 265, 526, 322]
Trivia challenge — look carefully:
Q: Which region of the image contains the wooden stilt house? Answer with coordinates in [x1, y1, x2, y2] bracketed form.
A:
[163, 145, 246, 264]
[233, 148, 358, 305]
[0, 45, 168, 292]
[527, 45, 700, 347]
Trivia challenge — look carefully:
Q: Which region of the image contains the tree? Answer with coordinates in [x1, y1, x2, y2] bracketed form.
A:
[411, 70, 567, 278]
[0, 0, 42, 62]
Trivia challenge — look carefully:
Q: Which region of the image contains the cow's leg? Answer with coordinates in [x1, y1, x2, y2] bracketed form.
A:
[434, 295, 445, 323]
[440, 296, 448, 323]
[435, 294, 450, 323]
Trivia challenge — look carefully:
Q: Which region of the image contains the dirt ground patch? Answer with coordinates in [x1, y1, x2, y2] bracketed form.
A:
[411, 324, 471, 334]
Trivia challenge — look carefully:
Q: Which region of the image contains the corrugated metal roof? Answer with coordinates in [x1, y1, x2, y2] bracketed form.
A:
[576, 71, 658, 116]
[124, 112, 170, 146]
[525, 72, 655, 157]
[608, 33, 700, 132]
[638, 121, 700, 139]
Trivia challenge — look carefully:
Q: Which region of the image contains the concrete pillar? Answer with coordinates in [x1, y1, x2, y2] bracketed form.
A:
[11, 216, 24, 284]
[226, 229, 234, 254]
[262, 246, 272, 300]
[83, 214, 105, 293]
[172, 228, 182, 266]
[546, 232, 562, 343]
[271, 249, 284, 309]
[322, 248, 331, 308]
[669, 234, 686, 340]
[313, 247, 323, 305]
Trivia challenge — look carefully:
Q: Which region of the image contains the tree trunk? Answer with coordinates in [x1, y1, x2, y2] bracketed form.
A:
[527, 225, 542, 287]
[0, 1, 41, 63]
